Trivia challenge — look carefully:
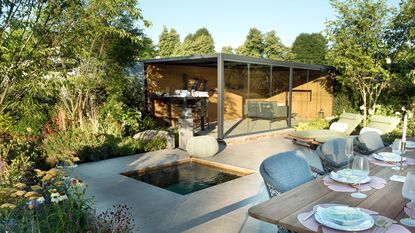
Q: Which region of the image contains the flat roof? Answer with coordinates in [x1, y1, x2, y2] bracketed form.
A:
[142, 53, 333, 71]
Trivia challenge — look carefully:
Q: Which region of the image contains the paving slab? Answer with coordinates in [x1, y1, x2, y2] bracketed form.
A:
[68, 135, 323, 233]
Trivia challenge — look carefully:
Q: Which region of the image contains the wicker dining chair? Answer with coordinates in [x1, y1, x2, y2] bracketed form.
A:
[259, 151, 315, 198]
[316, 137, 355, 173]
[357, 131, 386, 155]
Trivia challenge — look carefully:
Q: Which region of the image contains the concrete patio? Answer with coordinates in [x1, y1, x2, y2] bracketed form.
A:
[68, 135, 324, 233]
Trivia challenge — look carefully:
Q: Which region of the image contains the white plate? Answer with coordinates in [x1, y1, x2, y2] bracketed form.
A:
[373, 152, 406, 162]
[315, 206, 374, 231]
[330, 170, 371, 184]
[406, 141, 415, 149]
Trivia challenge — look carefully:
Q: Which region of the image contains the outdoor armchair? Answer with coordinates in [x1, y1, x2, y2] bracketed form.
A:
[315, 137, 355, 173]
[287, 112, 364, 147]
[259, 150, 314, 198]
[356, 131, 386, 155]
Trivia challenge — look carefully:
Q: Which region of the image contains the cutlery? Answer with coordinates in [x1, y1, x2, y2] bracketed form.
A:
[302, 210, 316, 221]
[380, 221, 396, 233]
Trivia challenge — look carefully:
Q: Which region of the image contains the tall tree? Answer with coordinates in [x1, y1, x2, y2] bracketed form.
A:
[387, 0, 415, 78]
[291, 33, 327, 64]
[177, 28, 215, 56]
[157, 26, 180, 57]
[326, 0, 393, 124]
[221, 46, 235, 54]
[237, 28, 264, 57]
[263, 30, 287, 60]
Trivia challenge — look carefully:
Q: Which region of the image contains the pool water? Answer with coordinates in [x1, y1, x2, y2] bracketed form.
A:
[123, 161, 243, 195]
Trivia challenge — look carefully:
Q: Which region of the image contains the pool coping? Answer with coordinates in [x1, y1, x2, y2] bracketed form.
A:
[121, 157, 256, 177]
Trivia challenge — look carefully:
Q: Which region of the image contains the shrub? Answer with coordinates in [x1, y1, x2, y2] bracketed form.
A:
[332, 92, 358, 115]
[294, 118, 330, 131]
[43, 127, 166, 164]
[0, 168, 136, 233]
[143, 137, 167, 151]
[0, 140, 47, 186]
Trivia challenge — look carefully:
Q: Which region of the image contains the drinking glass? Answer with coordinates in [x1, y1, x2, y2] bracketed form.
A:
[390, 139, 403, 170]
[351, 156, 369, 199]
[401, 171, 415, 227]
[345, 137, 354, 169]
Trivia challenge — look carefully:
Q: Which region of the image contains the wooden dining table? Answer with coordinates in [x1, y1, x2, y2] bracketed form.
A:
[248, 148, 415, 233]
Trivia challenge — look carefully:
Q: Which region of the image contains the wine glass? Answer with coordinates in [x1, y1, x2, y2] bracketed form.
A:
[391, 139, 402, 170]
[351, 156, 369, 199]
[400, 171, 415, 227]
[345, 137, 354, 169]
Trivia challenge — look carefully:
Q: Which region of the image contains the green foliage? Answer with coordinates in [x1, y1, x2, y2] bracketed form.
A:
[326, 0, 394, 124]
[0, 169, 135, 233]
[291, 33, 327, 64]
[237, 28, 265, 57]
[42, 127, 165, 164]
[294, 118, 330, 131]
[143, 137, 167, 151]
[332, 92, 358, 115]
[158, 26, 181, 57]
[0, 140, 47, 186]
[221, 46, 235, 54]
[263, 30, 287, 60]
[237, 28, 287, 60]
[177, 28, 215, 56]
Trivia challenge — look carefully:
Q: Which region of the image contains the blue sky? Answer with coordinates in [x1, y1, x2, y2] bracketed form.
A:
[139, 0, 400, 51]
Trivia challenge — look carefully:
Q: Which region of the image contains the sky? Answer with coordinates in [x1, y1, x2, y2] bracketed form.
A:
[139, 0, 401, 51]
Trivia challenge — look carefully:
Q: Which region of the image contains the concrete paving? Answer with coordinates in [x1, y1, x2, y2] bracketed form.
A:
[68, 135, 323, 233]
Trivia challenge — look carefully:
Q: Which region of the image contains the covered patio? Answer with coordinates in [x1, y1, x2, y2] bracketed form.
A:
[143, 53, 334, 139]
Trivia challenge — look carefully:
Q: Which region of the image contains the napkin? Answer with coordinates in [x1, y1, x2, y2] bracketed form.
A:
[319, 206, 365, 226]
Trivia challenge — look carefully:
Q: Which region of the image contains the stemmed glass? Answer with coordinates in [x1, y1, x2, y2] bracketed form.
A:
[391, 139, 402, 170]
[401, 171, 415, 227]
[351, 156, 369, 199]
[345, 137, 354, 169]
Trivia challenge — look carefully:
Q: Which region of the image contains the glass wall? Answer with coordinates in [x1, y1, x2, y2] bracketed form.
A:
[223, 61, 290, 137]
[270, 66, 290, 130]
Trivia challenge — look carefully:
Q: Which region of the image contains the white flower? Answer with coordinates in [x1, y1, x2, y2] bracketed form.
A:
[395, 112, 402, 116]
[37, 196, 45, 204]
[402, 107, 407, 111]
[359, 105, 365, 110]
[368, 109, 375, 115]
[51, 192, 60, 199]
[58, 195, 68, 201]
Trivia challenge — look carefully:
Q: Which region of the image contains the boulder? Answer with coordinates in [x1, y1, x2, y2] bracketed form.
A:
[186, 136, 219, 158]
[133, 130, 175, 149]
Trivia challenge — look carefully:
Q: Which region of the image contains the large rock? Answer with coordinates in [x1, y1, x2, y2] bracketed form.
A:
[186, 136, 219, 158]
[133, 130, 175, 149]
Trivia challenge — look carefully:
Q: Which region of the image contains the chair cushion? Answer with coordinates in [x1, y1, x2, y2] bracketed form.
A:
[337, 113, 364, 136]
[261, 151, 314, 193]
[360, 127, 383, 135]
[317, 138, 352, 169]
[365, 115, 400, 135]
[357, 131, 385, 154]
[289, 130, 344, 139]
[329, 122, 348, 133]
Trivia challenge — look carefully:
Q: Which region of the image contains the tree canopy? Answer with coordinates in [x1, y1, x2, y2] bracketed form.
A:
[237, 28, 265, 57]
[263, 30, 287, 60]
[157, 26, 180, 58]
[237, 28, 287, 59]
[176, 28, 215, 56]
[291, 33, 327, 64]
[326, 0, 392, 123]
[221, 46, 235, 54]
